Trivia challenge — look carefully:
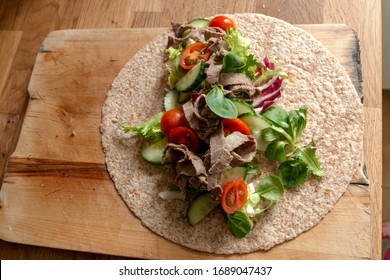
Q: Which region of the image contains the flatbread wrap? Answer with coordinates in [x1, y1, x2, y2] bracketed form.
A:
[100, 13, 363, 254]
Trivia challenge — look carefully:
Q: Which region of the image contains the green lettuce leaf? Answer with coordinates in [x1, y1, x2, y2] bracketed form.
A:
[223, 28, 251, 57]
[223, 29, 259, 80]
[261, 106, 324, 189]
[166, 45, 183, 62]
[264, 141, 289, 163]
[277, 160, 309, 188]
[227, 211, 253, 238]
[121, 112, 164, 141]
[292, 145, 325, 177]
[255, 175, 285, 201]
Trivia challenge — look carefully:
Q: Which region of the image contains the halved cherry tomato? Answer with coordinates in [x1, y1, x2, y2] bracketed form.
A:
[179, 42, 211, 71]
[161, 109, 187, 135]
[221, 118, 251, 136]
[220, 178, 248, 214]
[168, 126, 200, 153]
[209, 15, 236, 31]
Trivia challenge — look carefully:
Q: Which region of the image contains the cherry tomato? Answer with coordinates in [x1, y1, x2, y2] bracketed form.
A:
[180, 42, 211, 71]
[221, 118, 251, 136]
[220, 178, 248, 214]
[209, 15, 236, 31]
[168, 126, 200, 153]
[161, 109, 187, 135]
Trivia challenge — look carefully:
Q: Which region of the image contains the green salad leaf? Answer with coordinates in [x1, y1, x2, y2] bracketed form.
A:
[121, 112, 164, 141]
[292, 145, 324, 176]
[227, 211, 253, 238]
[261, 106, 309, 153]
[240, 162, 261, 177]
[243, 54, 260, 80]
[206, 86, 238, 119]
[255, 175, 285, 201]
[166, 64, 184, 89]
[287, 107, 307, 144]
[254, 62, 289, 86]
[277, 160, 308, 189]
[241, 175, 283, 217]
[224, 28, 251, 57]
[223, 29, 259, 79]
[261, 106, 289, 129]
[166, 45, 183, 61]
[222, 52, 245, 73]
[264, 141, 288, 163]
[260, 106, 324, 188]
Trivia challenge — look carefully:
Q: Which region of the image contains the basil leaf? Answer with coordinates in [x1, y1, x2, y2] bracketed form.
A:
[227, 211, 253, 238]
[264, 141, 289, 163]
[206, 86, 238, 119]
[222, 52, 245, 73]
[292, 145, 324, 176]
[256, 175, 284, 200]
[262, 106, 289, 128]
[277, 159, 308, 188]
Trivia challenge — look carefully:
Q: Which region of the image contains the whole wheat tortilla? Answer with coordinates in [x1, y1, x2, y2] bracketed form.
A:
[100, 13, 363, 254]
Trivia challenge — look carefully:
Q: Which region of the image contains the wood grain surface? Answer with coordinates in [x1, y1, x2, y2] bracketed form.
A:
[0, 0, 381, 260]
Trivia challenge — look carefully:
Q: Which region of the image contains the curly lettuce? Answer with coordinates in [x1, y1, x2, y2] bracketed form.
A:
[223, 28, 259, 79]
[120, 112, 164, 141]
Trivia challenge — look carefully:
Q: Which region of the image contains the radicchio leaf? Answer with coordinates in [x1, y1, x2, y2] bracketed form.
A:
[252, 57, 287, 114]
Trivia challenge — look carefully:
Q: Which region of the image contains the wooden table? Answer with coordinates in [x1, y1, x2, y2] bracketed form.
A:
[0, 0, 382, 259]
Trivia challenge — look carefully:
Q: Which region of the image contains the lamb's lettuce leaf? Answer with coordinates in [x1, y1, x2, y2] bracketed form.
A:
[292, 145, 324, 177]
[241, 176, 284, 217]
[277, 160, 308, 189]
[260, 106, 324, 188]
[227, 211, 253, 238]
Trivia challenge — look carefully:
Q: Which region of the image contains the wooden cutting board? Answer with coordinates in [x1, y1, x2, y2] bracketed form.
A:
[0, 25, 371, 259]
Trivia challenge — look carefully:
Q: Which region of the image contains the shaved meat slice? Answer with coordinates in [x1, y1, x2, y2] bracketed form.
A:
[208, 126, 233, 174]
[182, 94, 219, 140]
[203, 26, 226, 40]
[162, 143, 208, 191]
[219, 73, 252, 86]
[225, 132, 257, 166]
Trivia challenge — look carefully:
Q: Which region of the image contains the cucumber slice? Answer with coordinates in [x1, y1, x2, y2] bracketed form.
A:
[182, 18, 211, 37]
[175, 60, 206, 92]
[178, 91, 191, 103]
[220, 166, 247, 186]
[239, 113, 270, 151]
[164, 90, 181, 111]
[187, 18, 210, 28]
[231, 98, 255, 116]
[183, 38, 196, 47]
[141, 138, 167, 165]
[187, 193, 220, 226]
[159, 190, 185, 201]
[239, 113, 270, 131]
[174, 55, 181, 69]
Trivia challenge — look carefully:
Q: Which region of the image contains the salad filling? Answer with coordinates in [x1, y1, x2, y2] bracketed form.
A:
[122, 15, 324, 238]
